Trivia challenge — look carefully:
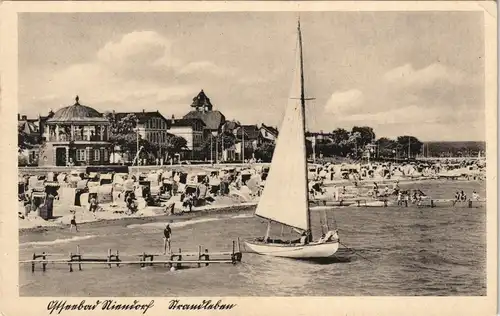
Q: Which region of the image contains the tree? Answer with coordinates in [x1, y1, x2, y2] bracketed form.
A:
[347, 131, 362, 157]
[375, 137, 398, 157]
[104, 112, 162, 161]
[331, 128, 350, 145]
[166, 135, 187, 154]
[254, 142, 275, 162]
[325, 128, 355, 157]
[200, 131, 236, 161]
[18, 124, 37, 153]
[351, 126, 375, 148]
[396, 136, 423, 158]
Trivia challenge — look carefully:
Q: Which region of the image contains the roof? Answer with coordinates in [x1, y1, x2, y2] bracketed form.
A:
[114, 111, 169, 125]
[191, 90, 213, 110]
[235, 125, 259, 139]
[47, 96, 109, 124]
[18, 120, 39, 135]
[169, 118, 206, 128]
[222, 120, 240, 132]
[183, 110, 225, 130]
[261, 124, 278, 137]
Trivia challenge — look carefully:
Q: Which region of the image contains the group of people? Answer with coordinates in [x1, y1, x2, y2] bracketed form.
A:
[396, 189, 426, 206]
[454, 190, 480, 202]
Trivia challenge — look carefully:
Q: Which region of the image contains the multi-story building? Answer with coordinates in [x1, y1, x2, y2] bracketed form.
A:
[18, 114, 42, 165]
[38, 96, 112, 166]
[259, 124, 279, 143]
[114, 110, 170, 160]
[168, 115, 206, 160]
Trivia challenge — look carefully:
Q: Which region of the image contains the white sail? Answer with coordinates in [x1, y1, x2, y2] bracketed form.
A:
[254, 32, 309, 231]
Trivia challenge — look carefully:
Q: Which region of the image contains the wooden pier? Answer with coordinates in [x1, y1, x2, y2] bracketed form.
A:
[22, 239, 243, 273]
[311, 198, 486, 209]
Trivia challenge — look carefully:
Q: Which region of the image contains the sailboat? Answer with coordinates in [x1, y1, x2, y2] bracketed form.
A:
[244, 20, 340, 259]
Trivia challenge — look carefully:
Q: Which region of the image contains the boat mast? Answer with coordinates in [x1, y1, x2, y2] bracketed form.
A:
[297, 18, 312, 238]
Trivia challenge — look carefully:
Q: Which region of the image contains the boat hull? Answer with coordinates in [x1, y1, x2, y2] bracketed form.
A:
[245, 240, 339, 259]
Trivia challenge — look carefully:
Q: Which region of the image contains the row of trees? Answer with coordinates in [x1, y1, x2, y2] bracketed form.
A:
[313, 126, 423, 160]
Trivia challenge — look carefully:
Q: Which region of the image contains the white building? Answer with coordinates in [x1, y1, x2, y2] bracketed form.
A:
[168, 115, 206, 160]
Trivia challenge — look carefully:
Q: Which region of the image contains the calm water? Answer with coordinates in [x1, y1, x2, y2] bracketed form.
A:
[19, 181, 486, 296]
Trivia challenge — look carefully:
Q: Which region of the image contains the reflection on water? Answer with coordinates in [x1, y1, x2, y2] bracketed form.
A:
[19, 181, 486, 296]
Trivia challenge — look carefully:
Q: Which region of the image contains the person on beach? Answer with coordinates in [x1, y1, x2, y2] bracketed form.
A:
[89, 195, 98, 216]
[455, 191, 460, 202]
[461, 190, 467, 202]
[163, 224, 172, 254]
[472, 191, 479, 201]
[397, 191, 402, 206]
[69, 210, 78, 232]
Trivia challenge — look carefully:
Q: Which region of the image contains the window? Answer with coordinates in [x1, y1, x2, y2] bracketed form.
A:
[94, 149, 100, 161]
[77, 149, 86, 161]
[103, 149, 108, 162]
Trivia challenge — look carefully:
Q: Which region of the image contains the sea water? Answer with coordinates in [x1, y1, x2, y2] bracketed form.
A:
[19, 181, 486, 296]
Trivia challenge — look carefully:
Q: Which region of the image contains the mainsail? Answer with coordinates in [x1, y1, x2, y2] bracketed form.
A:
[254, 21, 310, 231]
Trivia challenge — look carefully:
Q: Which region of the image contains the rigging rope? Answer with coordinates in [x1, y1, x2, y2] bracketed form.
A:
[339, 241, 375, 264]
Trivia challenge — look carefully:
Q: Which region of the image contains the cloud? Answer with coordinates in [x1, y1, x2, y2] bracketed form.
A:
[178, 61, 236, 77]
[21, 30, 264, 115]
[322, 63, 483, 140]
[383, 63, 466, 87]
[324, 89, 364, 114]
[97, 31, 173, 70]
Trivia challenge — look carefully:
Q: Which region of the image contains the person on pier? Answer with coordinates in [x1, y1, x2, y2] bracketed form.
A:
[163, 224, 172, 254]
[69, 210, 78, 232]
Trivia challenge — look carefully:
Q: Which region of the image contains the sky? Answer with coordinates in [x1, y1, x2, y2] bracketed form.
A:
[18, 11, 485, 141]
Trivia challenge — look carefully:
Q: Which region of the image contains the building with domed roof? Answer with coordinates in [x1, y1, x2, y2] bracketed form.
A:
[38, 96, 112, 166]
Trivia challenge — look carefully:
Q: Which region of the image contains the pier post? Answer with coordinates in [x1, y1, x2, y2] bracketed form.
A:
[116, 250, 120, 267]
[205, 249, 210, 266]
[42, 252, 47, 272]
[69, 252, 73, 272]
[198, 246, 202, 268]
[107, 249, 112, 268]
[31, 253, 35, 273]
[141, 252, 146, 268]
[177, 248, 182, 269]
[431, 200, 435, 208]
[76, 246, 82, 271]
[231, 241, 236, 264]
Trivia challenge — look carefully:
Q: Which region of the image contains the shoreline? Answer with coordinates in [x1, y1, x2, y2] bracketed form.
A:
[19, 202, 257, 235]
[19, 177, 483, 234]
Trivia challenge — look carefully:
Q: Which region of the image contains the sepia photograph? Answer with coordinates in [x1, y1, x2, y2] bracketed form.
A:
[1, 1, 497, 315]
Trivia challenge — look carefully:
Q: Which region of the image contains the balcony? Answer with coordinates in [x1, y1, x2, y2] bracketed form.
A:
[47, 134, 108, 142]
